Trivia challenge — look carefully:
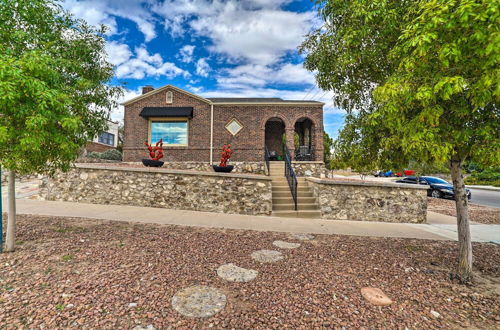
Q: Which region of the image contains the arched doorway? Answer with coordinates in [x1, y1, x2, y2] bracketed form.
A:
[294, 118, 315, 161]
[265, 117, 286, 160]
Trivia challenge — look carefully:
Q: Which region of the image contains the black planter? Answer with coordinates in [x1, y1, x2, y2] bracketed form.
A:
[213, 165, 234, 173]
[142, 159, 164, 167]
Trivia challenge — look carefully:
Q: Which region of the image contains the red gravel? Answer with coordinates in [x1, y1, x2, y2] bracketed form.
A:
[1, 215, 499, 328]
[428, 197, 500, 224]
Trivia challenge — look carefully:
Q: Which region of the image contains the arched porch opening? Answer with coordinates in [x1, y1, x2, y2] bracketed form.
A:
[294, 117, 315, 161]
[265, 117, 286, 160]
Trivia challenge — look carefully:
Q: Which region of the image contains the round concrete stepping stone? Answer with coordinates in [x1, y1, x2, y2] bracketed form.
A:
[290, 233, 315, 241]
[360, 287, 393, 306]
[272, 240, 301, 249]
[251, 249, 284, 263]
[217, 263, 258, 282]
[171, 286, 226, 317]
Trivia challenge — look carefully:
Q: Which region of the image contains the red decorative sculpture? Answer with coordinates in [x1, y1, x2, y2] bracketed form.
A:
[219, 144, 233, 167]
[145, 139, 164, 160]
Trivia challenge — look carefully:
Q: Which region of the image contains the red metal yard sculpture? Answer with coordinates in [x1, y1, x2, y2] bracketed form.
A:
[145, 139, 164, 160]
[219, 144, 233, 167]
[142, 139, 165, 167]
[213, 144, 234, 172]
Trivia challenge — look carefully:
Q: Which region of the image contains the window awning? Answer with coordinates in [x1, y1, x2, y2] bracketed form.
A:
[139, 107, 193, 118]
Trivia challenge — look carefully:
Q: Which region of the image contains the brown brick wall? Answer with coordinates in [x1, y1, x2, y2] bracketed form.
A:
[85, 142, 114, 153]
[123, 87, 324, 162]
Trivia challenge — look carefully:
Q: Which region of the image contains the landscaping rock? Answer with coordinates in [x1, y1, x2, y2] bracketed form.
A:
[217, 263, 258, 282]
[360, 287, 393, 306]
[171, 286, 226, 318]
[251, 250, 284, 263]
[272, 240, 301, 249]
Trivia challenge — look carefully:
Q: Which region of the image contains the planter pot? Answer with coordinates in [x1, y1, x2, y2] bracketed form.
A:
[213, 165, 234, 173]
[142, 159, 164, 167]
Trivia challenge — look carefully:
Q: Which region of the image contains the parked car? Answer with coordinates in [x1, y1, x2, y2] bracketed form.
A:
[395, 170, 415, 177]
[375, 169, 415, 177]
[396, 176, 472, 200]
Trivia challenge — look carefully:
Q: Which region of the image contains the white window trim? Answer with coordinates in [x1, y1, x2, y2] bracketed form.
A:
[225, 118, 244, 136]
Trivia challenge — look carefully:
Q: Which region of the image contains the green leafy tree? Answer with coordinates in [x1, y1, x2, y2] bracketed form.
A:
[0, 0, 122, 252]
[323, 132, 334, 168]
[301, 0, 499, 282]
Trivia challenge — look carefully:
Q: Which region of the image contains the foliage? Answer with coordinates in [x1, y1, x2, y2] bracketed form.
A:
[87, 152, 101, 159]
[0, 0, 122, 175]
[100, 149, 122, 161]
[465, 168, 500, 187]
[116, 123, 124, 153]
[294, 132, 300, 150]
[301, 0, 499, 282]
[323, 132, 333, 169]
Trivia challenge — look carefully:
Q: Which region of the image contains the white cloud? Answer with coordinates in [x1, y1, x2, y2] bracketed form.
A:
[152, 0, 317, 66]
[108, 43, 188, 80]
[63, 0, 157, 42]
[105, 41, 132, 66]
[179, 45, 195, 63]
[195, 58, 211, 77]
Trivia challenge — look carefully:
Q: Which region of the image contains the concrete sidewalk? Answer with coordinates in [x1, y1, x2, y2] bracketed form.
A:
[4, 199, 499, 243]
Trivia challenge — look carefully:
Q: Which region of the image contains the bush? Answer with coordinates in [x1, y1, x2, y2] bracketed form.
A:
[101, 149, 122, 161]
[87, 152, 101, 159]
[465, 168, 500, 187]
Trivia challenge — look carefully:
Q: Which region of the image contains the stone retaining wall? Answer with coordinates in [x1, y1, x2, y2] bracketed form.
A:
[292, 161, 327, 178]
[43, 164, 272, 216]
[136, 162, 267, 175]
[306, 178, 428, 223]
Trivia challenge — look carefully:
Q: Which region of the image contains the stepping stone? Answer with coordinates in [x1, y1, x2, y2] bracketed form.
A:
[251, 250, 284, 263]
[217, 263, 258, 282]
[273, 240, 301, 249]
[171, 286, 226, 317]
[360, 287, 393, 306]
[290, 233, 315, 241]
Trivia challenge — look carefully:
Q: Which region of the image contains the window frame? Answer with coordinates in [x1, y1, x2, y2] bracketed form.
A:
[98, 132, 115, 146]
[148, 117, 189, 146]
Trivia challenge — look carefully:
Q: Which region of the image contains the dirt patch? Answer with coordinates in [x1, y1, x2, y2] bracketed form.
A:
[427, 197, 500, 224]
[0, 215, 498, 328]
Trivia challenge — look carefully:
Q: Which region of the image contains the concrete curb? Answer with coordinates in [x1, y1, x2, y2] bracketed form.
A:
[466, 185, 500, 192]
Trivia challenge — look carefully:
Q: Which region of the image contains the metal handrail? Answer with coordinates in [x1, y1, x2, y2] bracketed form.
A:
[284, 145, 298, 211]
[264, 145, 271, 176]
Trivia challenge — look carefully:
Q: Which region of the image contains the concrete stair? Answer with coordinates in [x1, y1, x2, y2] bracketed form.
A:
[268, 161, 321, 219]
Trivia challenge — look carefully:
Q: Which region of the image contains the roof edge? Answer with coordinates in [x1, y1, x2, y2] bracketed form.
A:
[211, 101, 324, 106]
[121, 85, 211, 106]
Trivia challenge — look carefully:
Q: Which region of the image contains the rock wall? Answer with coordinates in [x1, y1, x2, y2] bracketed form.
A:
[43, 164, 272, 216]
[292, 161, 327, 178]
[1, 171, 43, 184]
[120, 162, 266, 175]
[307, 178, 427, 223]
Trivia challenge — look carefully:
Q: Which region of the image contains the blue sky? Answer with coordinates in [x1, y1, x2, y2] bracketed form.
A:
[64, 0, 345, 138]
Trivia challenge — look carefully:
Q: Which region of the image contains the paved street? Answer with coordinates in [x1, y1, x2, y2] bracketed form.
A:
[469, 188, 500, 208]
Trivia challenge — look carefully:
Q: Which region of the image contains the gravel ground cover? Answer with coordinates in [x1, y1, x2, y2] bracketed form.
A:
[0, 215, 499, 329]
[428, 197, 500, 224]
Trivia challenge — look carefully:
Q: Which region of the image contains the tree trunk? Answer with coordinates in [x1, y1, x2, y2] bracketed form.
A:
[5, 171, 16, 252]
[450, 159, 472, 282]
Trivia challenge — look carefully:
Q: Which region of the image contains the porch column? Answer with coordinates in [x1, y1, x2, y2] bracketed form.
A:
[285, 128, 295, 160]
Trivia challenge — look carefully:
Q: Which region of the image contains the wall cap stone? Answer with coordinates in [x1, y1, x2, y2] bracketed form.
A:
[306, 177, 429, 190]
[73, 163, 271, 180]
[291, 161, 325, 164]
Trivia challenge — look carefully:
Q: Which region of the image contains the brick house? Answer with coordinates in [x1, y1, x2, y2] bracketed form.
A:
[86, 120, 119, 153]
[122, 85, 324, 165]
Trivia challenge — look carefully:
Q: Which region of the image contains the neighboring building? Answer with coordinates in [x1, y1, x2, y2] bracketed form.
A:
[122, 85, 324, 163]
[86, 120, 119, 152]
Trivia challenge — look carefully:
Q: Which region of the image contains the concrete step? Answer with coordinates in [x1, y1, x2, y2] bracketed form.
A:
[272, 191, 314, 198]
[272, 197, 316, 204]
[271, 182, 309, 188]
[271, 210, 322, 219]
[271, 177, 307, 182]
[273, 203, 319, 211]
[272, 186, 311, 192]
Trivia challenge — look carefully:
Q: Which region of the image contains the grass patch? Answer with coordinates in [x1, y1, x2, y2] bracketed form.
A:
[61, 255, 74, 262]
[55, 304, 65, 311]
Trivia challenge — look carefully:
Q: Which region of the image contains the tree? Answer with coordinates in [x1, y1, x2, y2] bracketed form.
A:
[301, 0, 499, 282]
[0, 0, 122, 252]
[323, 132, 334, 168]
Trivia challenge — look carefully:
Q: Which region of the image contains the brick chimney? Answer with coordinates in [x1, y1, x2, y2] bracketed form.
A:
[142, 85, 154, 94]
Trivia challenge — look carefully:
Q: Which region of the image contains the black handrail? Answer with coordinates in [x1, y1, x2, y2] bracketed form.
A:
[284, 145, 298, 211]
[264, 145, 271, 176]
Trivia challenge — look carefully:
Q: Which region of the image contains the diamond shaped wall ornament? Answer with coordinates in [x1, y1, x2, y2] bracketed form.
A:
[225, 119, 243, 136]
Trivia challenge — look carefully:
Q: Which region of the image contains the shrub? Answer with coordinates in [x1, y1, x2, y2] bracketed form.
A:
[87, 152, 101, 159]
[465, 168, 500, 187]
[101, 149, 122, 161]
